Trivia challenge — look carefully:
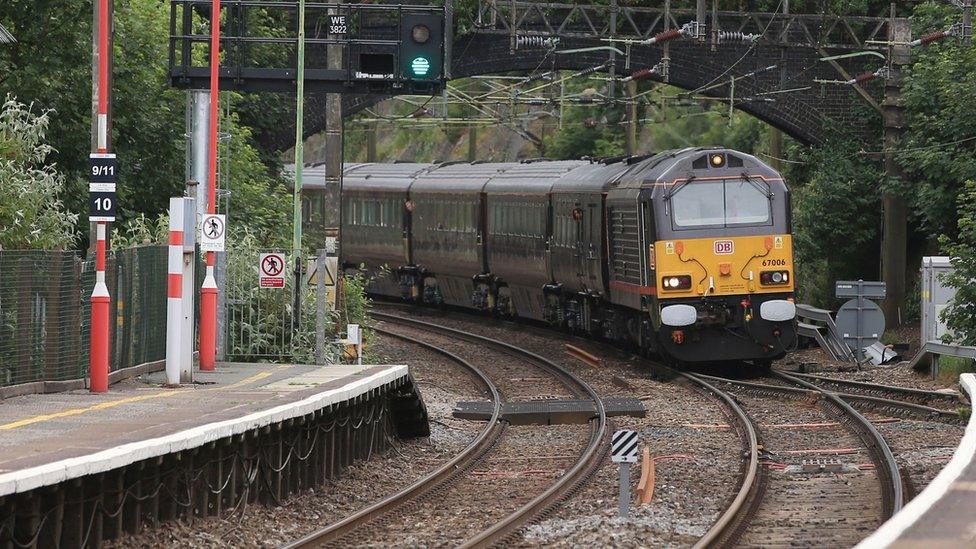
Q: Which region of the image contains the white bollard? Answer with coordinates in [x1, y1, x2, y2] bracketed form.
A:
[166, 198, 185, 386]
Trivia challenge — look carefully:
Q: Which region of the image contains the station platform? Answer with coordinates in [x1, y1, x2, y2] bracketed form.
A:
[0, 362, 412, 496]
[858, 373, 976, 548]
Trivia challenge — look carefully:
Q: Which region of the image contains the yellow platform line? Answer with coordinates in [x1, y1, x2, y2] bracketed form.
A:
[0, 369, 275, 431]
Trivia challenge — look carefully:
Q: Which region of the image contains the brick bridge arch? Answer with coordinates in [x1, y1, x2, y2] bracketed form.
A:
[272, 7, 901, 152]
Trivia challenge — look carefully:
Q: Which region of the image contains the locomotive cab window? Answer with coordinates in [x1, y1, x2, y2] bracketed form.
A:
[671, 178, 771, 228]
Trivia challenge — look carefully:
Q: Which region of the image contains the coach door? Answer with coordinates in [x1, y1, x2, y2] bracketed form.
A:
[583, 198, 601, 289]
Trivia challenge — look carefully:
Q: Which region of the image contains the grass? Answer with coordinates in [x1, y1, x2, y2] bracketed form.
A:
[938, 355, 976, 382]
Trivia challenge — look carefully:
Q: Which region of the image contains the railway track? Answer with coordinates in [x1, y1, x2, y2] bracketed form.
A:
[285, 312, 608, 547]
[670, 371, 763, 548]
[700, 373, 964, 424]
[695, 369, 906, 546]
[372, 305, 765, 548]
[786, 371, 968, 408]
[302, 303, 959, 546]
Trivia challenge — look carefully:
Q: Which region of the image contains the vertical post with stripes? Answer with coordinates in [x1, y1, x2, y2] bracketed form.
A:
[89, 0, 112, 394]
[199, 0, 221, 371]
[166, 198, 185, 386]
[611, 429, 640, 518]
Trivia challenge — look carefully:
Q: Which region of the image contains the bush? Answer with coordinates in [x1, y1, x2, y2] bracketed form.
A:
[0, 97, 79, 250]
[940, 181, 976, 345]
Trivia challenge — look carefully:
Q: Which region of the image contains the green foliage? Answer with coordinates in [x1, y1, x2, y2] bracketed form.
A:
[939, 181, 976, 345]
[0, 97, 79, 250]
[900, 4, 976, 241]
[0, 0, 290, 250]
[223, 107, 293, 249]
[788, 137, 882, 306]
[113, 213, 169, 248]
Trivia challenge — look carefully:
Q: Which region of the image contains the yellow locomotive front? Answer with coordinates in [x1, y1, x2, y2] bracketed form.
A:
[637, 150, 797, 365]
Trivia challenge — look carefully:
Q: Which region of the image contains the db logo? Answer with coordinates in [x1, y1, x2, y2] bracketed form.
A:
[714, 240, 735, 255]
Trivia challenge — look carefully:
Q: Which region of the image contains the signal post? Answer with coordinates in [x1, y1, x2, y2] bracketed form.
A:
[89, 0, 116, 393]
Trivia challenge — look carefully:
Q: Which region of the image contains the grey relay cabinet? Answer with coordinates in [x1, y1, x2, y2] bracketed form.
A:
[921, 257, 955, 345]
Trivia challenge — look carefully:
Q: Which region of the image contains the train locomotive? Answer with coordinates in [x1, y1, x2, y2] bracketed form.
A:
[340, 147, 797, 365]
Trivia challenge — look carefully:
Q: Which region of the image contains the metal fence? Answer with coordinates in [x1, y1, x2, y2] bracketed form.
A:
[224, 249, 300, 361]
[0, 246, 169, 389]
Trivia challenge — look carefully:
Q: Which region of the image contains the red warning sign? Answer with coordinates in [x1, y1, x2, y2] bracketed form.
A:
[259, 252, 286, 288]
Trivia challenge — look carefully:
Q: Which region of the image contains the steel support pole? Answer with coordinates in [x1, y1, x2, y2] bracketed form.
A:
[292, 0, 308, 336]
[618, 463, 631, 518]
[90, 0, 112, 393]
[189, 91, 210, 217]
[200, 0, 221, 371]
[625, 80, 637, 156]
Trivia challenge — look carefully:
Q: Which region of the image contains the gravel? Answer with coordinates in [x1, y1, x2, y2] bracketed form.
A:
[107, 307, 970, 548]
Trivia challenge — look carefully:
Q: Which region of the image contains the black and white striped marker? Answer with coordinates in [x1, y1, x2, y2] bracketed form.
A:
[612, 429, 640, 464]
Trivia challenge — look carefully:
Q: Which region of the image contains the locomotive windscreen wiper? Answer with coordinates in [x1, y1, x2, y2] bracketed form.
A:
[740, 173, 773, 198]
[664, 175, 696, 200]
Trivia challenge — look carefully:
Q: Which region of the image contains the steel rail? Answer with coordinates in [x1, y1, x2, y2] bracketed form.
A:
[680, 372, 763, 549]
[770, 370, 905, 519]
[698, 374, 963, 425]
[787, 371, 967, 406]
[369, 312, 609, 548]
[282, 326, 503, 549]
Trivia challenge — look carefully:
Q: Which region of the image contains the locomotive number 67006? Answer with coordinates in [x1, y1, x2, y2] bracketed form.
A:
[340, 147, 797, 366]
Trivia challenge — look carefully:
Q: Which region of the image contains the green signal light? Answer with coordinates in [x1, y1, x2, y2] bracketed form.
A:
[410, 56, 431, 77]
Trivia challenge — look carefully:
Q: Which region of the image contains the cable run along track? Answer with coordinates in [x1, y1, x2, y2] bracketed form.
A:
[284, 312, 608, 548]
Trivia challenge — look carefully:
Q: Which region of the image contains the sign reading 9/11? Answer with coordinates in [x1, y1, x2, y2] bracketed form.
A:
[89, 153, 117, 222]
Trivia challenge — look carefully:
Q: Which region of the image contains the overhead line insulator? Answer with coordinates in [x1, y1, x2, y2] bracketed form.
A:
[718, 31, 762, 44]
[516, 35, 560, 49]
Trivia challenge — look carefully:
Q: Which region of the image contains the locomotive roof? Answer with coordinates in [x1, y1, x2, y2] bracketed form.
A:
[552, 159, 639, 193]
[618, 147, 783, 193]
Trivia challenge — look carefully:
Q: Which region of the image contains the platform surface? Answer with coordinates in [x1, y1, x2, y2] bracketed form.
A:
[856, 373, 976, 549]
[0, 362, 407, 496]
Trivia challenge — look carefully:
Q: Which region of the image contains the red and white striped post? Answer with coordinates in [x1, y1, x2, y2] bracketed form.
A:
[199, 0, 220, 371]
[89, 0, 111, 393]
[166, 198, 185, 386]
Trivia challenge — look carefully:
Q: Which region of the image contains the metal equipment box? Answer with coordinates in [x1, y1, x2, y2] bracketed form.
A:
[921, 256, 955, 345]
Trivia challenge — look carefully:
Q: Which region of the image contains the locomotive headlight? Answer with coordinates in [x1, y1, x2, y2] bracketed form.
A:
[710, 154, 726, 168]
[662, 275, 692, 291]
[760, 270, 790, 286]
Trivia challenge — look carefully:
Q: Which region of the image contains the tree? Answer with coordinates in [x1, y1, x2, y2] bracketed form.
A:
[940, 181, 976, 345]
[0, 97, 79, 250]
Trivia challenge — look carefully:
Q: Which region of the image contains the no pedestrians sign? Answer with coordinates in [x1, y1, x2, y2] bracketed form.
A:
[200, 214, 226, 252]
[259, 252, 286, 288]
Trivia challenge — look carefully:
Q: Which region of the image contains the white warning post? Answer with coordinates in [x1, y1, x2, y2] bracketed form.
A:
[612, 429, 640, 518]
